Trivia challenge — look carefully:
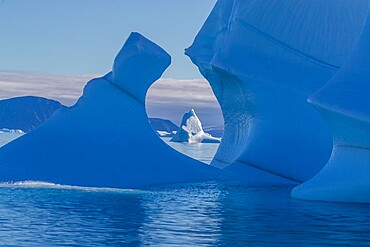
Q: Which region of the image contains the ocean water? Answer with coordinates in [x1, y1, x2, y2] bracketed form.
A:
[0, 134, 217, 164]
[0, 133, 370, 246]
[0, 182, 370, 246]
[161, 137, 219, 164]
[0, 131, 24, 147]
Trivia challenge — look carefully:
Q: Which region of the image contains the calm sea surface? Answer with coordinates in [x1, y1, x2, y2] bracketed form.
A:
[0, 133, 369, 246]
[160, 137, 219, 164]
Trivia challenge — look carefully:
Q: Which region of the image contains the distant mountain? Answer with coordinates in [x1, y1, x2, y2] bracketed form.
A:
[148, 118, 179, 137]
[0, 96, 65, 132]
[170, 109, 221, 143]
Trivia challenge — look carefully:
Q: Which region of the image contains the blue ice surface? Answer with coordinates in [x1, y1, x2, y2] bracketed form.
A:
[0, 33, 224, 188]
[186, 0, 369, 184]
[292, 5, 370, 203]
[1, 0, 370, 203]
[187, 0, 370, 203]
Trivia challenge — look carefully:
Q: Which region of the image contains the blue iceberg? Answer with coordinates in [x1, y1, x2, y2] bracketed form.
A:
[292, 5, 370, 203]
[0, 33, 223, 188]
[1, 1, 369, 204]
[186, 0, 369, 185]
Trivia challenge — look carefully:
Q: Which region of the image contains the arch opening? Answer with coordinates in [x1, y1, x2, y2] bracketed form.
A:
[146, 77, 224, 164]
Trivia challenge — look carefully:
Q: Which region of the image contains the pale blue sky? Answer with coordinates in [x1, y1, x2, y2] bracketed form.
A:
[0, 0, 216, 79]
[0, 0, 223, 127]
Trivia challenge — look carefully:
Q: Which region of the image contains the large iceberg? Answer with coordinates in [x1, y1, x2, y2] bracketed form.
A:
[170, 109, 221, 143]
[1, 1, 369, 200]
[0, 33, 223, 188]
[186, 0, 369, 184]
[292, 6, 370, 203]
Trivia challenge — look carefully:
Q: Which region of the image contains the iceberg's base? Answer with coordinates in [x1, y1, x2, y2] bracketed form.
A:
[225, 160, 299, 185]
[292, 146, 370, 204]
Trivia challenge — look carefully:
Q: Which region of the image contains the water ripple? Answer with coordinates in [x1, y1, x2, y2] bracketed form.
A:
[0, 182, 369, 246]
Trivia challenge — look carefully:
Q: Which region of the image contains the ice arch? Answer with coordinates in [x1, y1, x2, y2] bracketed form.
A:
[186, 0, 369, 183]
[0, 33, 223, 188]
[292, 6, 370, 203]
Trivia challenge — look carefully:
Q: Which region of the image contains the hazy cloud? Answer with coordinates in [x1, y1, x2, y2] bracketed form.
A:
[0, 71, 92, 106]
[0, 71, 223, 126]
[147, 78, 223, 126]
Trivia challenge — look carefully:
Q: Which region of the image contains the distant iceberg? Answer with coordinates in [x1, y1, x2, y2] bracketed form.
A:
[0, 129, 25, 134]
[156, 130, 176, 137]
[171, 109, 221, 143]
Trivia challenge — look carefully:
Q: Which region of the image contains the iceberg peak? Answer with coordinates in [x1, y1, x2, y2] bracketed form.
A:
[181, 108, 203, 134]
[171, 109, 221, 144]
[108, 32, 171, 104]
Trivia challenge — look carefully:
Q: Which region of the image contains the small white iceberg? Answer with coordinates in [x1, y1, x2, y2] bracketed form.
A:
[170, 109, 221, 144]
[0, 128, 25, 134]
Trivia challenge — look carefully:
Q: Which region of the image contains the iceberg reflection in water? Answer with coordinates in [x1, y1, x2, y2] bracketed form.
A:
[0, 182, 369, 246]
